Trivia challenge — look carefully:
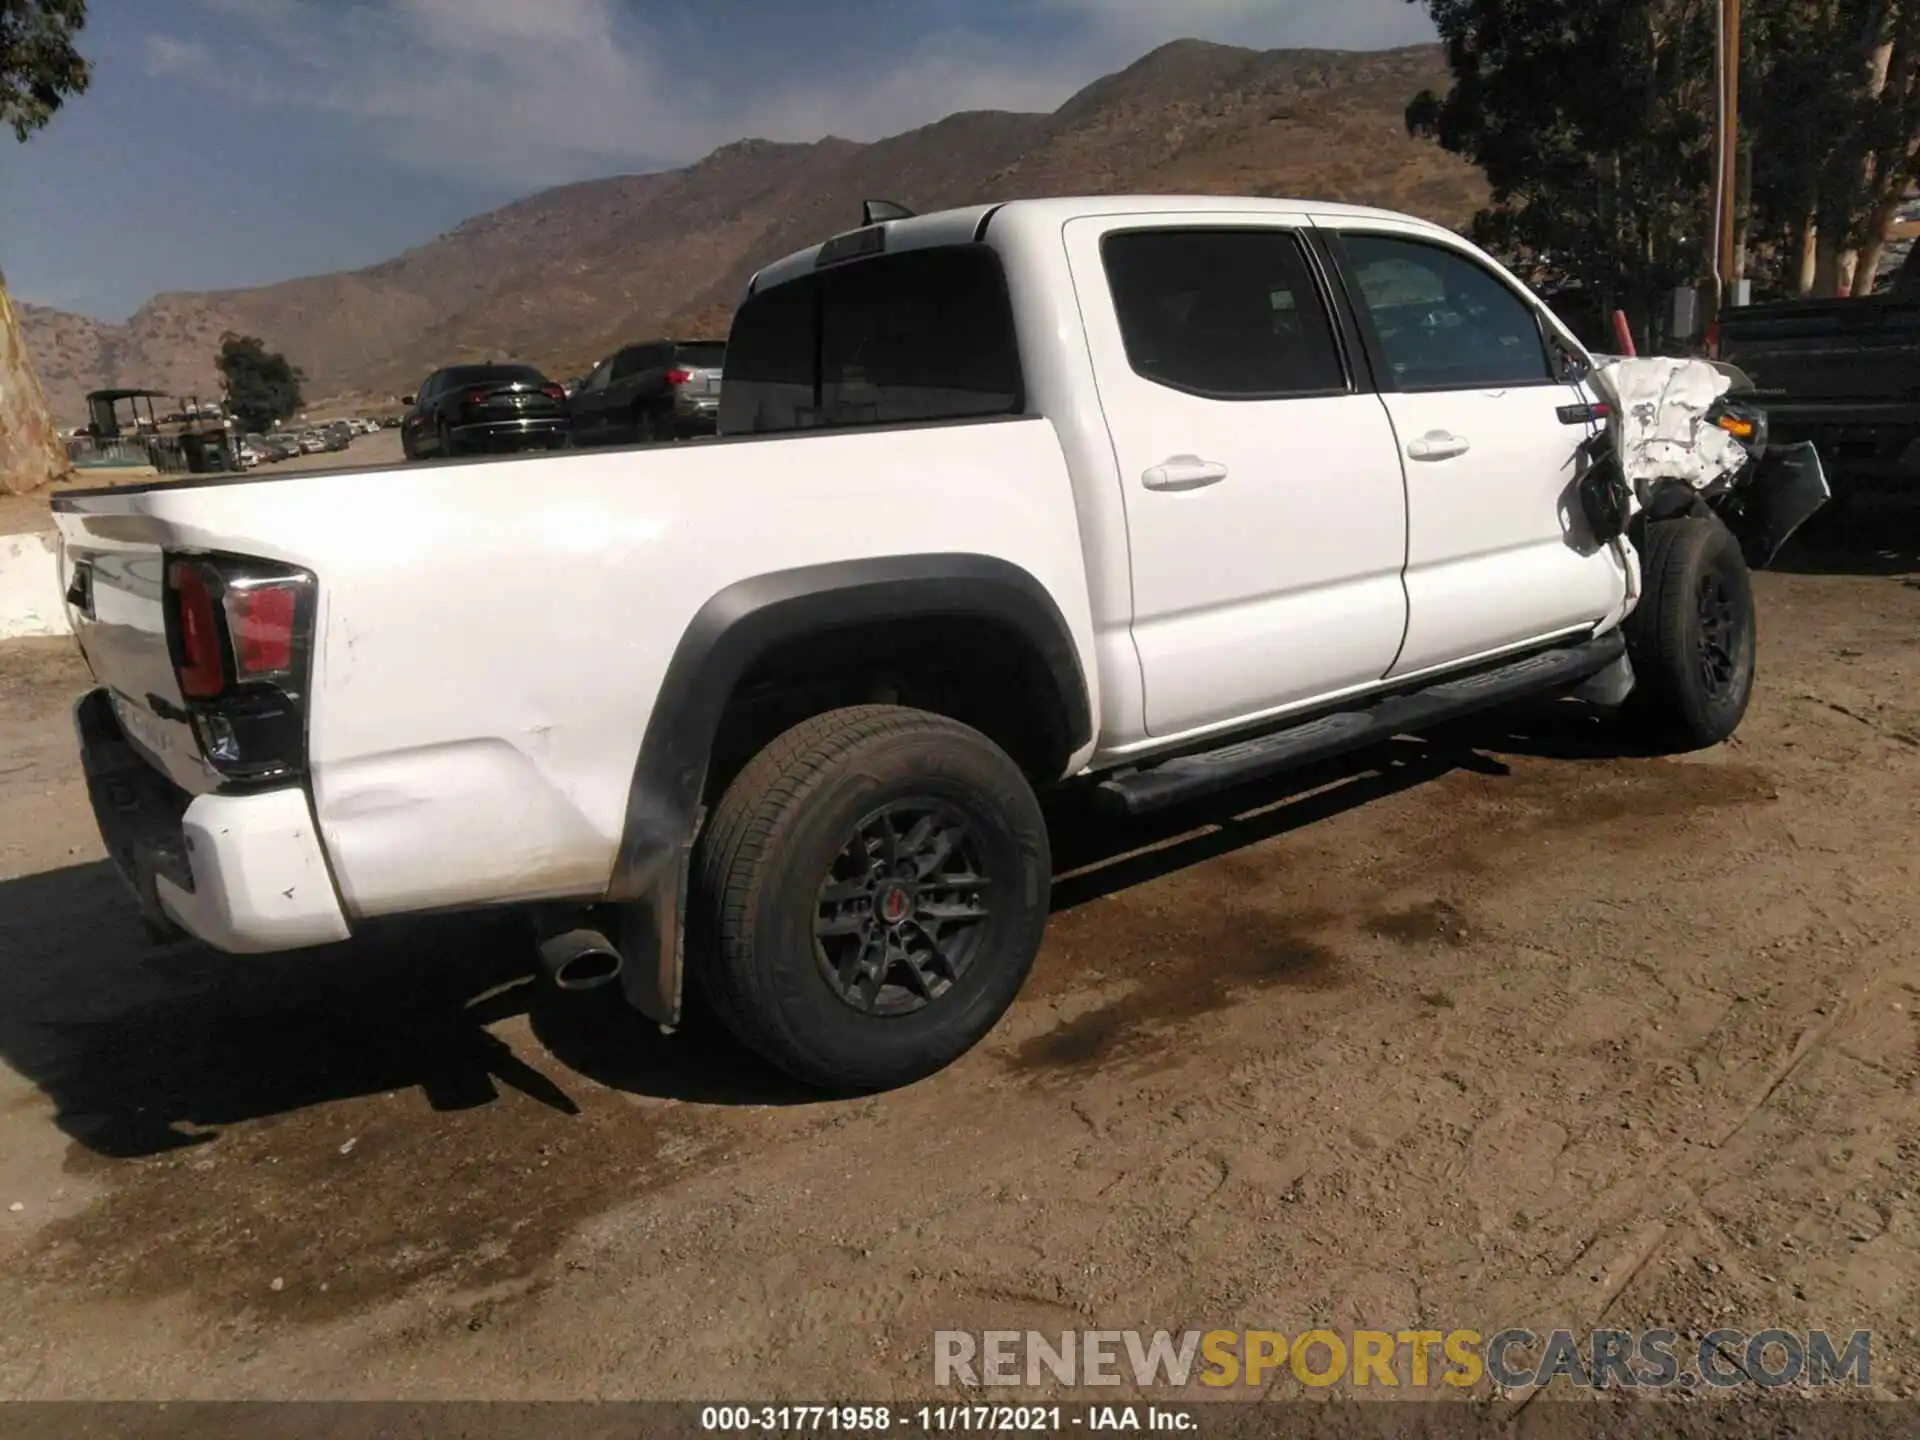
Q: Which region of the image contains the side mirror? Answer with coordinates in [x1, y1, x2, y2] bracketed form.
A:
[401, 395, 416, 406]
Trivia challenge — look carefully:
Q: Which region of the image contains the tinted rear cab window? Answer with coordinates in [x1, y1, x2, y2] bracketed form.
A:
[675, 342, 727, 369]
[445, 364, 548, 386]
[719, 244, 1024, 436]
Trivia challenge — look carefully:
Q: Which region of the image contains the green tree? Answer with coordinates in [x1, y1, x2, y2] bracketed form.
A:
[215, 333, 306, 433]
[1409, 0, 1920, 309]
[1743, 0, 1920, 296]
[0, 0, 89, 497]
[1406, 0, 1720, 349]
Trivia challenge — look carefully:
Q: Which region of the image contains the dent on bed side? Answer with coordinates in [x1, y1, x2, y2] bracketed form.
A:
[316, 737, 615, 918]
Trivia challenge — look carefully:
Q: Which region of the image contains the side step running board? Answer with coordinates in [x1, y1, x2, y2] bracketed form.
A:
[1096, 631, 1628, 817]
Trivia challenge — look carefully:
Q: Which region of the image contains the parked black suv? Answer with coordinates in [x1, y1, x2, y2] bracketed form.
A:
[401, 363, 569, 459]
[567, 339, 725, 446]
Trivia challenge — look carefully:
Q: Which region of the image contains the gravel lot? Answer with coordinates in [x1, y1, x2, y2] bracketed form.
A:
[0, 493, 1916, 1406]
[270, 428, 406, 473]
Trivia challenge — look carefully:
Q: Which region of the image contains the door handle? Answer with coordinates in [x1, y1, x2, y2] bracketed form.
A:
[1406, 431, 1471, 462]
[1142, 456, 1229, 491]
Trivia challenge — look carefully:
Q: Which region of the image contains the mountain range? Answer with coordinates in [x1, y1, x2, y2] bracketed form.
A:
[19, 39, 1484, 424]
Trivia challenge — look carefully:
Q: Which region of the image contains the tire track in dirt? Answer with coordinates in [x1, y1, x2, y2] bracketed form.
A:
[1006, 747, 1777, 1084]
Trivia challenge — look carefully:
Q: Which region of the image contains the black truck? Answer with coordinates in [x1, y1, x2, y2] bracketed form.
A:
[1713, 247, 1920, 497]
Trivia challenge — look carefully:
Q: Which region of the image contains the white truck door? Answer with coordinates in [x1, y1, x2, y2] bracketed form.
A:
[1319, 221, 1628, 678]
[1065, 215, 1411, 740]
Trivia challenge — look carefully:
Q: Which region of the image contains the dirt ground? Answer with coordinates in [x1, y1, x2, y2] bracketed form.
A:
[0, 497, 1916, 1407]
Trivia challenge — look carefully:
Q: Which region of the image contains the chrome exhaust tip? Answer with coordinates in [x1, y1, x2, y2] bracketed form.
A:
[537, 927, 624, 992]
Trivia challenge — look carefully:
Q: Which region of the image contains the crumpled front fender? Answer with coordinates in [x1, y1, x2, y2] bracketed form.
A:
[1590, 356, 1831, 570]
[1713, 440, 1833, 569]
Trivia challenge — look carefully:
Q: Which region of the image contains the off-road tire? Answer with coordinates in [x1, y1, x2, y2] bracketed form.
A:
[690, 705, 1050, 1093]
[1622, 515, 1756, 750]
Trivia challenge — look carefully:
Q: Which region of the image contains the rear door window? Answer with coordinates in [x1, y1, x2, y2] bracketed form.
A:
[719, 244, 1024, 435]
[1100, 228, 1348, 398]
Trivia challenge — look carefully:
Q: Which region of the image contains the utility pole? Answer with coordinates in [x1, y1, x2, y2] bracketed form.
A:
[1710, 0, 1744, 321]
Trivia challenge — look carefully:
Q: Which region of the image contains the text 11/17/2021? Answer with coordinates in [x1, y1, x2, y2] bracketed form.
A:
[699, 1405, 1196, 1433]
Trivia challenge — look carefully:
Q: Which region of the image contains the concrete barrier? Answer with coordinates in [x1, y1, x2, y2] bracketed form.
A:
[0, 531, 70, 639]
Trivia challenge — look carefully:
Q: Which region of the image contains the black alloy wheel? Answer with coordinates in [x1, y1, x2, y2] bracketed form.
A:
[812, 801, 994, 1018]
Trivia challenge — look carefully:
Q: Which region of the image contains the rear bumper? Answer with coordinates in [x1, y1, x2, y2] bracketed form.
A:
[76, 688, 351, 954]
[450, 418, 568, 449]
[670, 397, 720, 434]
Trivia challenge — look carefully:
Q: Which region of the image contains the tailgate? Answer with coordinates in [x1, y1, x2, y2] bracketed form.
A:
[54, 519, 220, 796]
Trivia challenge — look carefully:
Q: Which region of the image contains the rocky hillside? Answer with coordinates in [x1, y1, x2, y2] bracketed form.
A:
[22, 40, 1482, 422]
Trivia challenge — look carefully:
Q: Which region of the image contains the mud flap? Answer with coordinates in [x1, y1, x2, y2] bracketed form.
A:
[614, 816, 700, 1030]
[1571, 652, 1636, 706]
[1721, 442, 1833, 569]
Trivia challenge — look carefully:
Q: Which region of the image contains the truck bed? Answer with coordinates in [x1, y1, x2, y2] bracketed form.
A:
[51, 421, 1098, 930]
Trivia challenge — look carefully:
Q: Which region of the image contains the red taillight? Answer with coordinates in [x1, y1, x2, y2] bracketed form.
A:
[227, 583, 299, 677]
[466, 388, 491, 405]
[665, 369, 692, 386]
[542, 383, 565, 401]
[163, 556, 315, 782]
[168, 558, 312, 701]
[169, 560, 226, 699]
[1705, 319, 1722, 360]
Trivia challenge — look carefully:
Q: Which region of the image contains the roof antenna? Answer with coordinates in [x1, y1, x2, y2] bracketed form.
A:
[862, 199, 914, 226]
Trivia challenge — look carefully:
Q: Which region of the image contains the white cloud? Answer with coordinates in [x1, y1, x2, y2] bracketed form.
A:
[159, 0, 1437, 188]
[144, 35, 214, 77]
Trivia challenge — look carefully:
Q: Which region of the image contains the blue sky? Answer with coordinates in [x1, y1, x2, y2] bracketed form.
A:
[0, 0, 1438, 322]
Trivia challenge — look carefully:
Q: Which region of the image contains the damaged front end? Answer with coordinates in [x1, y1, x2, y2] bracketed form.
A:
[1581, 357, 1832, 569]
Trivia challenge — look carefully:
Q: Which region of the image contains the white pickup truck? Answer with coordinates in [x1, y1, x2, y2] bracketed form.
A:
[54, 195, 1825, 1093]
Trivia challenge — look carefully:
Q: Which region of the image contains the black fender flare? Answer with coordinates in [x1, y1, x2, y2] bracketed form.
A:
[602, 554, 1092, 1024]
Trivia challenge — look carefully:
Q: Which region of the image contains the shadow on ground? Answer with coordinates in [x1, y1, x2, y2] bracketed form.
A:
[0, 865, 823, 1159]
[0, 704, 1658, 1161]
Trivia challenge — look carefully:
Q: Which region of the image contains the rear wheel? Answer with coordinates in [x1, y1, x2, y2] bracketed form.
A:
[636, 408, 663, 445]
[436, 418, 457, 458]
[1622, 516, 1756, 750]
[690, 706, 1050, 1093]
